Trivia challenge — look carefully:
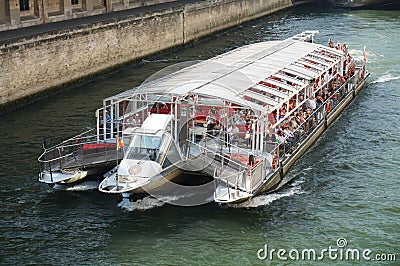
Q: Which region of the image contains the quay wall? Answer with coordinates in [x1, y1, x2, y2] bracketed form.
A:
[0, 0, 293, 109]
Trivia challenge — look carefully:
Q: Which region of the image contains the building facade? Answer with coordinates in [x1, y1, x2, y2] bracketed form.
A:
[0, 0, 175, 31]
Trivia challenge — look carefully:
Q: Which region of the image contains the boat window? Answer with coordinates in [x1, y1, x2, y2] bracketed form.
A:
[126, 135, 162, 161]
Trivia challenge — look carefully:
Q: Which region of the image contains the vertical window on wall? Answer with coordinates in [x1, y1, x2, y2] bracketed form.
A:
[20, 0, 29, 11]
[71, 0, 79, 4]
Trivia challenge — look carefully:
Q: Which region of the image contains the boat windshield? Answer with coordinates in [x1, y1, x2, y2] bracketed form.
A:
[126, 134, 163, 161]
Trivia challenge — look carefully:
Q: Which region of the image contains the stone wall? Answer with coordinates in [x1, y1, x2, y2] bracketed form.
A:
[0, 0, 177, 31]
[0, 0, 293, 109]
[184, 0, 292, 42]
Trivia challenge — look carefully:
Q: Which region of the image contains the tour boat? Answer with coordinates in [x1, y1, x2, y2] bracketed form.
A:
[95, 30, 368, 205]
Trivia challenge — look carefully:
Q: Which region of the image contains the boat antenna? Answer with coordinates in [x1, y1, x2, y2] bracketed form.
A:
[116, 135, 120, 189]
[42, 137, 47, 150]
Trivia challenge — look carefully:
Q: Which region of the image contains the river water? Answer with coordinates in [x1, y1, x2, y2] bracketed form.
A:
[0, 3, 399, 265]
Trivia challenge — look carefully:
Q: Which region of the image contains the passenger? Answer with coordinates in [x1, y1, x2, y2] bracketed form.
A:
[308, 115, 316, 130]
[328, 39, 334, 48]
[236, 116, 246, 125]
[349, 56, 356, 77]
[308, 96, 317, 110]
[232, 112, 240, 124]
[287, 121, 294, 132]
[298, 111, 306, 124]
[324, 70, 332, 87]
[344, 56, 351, 76]
[283, 126, 294, 144]
[268, 112, 276, 125]
[306, 106, 312, 116]
[279, 105, 286, 119]
[245, 127, 252, 147]
[210, 106, 218, 115]
[291, 116, 299, 129]
[206, 112, 216, 134]
[316, 95, 324, 109]
[206, 109, 215, 120]
[332, 73, 341, 88]
[276, 129, 286, 145]
[342, 43, 348, 55]
[326, 98, 332, 114]
[105, 110, 111, 138]
[338, 74, 345, 85]
[227, 124, 239, 145]
[319, 74, 325, 88]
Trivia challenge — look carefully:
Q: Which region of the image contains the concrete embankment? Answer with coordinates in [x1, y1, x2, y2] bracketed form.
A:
[0, 0, 294, 111]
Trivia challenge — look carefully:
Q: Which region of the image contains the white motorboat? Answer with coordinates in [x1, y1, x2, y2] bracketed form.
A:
[99, 114, 184, 196]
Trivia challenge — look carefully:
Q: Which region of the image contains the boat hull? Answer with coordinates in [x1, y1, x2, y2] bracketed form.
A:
[38, 163, 117, 186]
[99, 163, 183, 195]
[39, 170, 88, 184]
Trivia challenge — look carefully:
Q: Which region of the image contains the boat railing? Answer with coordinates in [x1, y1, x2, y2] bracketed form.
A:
[186, 133, 272, 194]
[38, 128, 119, 177]
[185, 139, 248, 169]
[213, 151, 270, 198]
[248, 158, 269, 193]
[202, 131, 255, 156]
[213, 168, 248, 201]
[96, 103, 150, 141]
[275, 68, 364, 160]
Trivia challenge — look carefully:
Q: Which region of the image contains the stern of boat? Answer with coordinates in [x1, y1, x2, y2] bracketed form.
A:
[39, 169, 88, 184]
[38, 128, 121, 186]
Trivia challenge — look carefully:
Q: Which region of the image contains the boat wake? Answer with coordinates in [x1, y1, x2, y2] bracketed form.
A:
[119, 196, 166, 211]
[118, 179, 306, 210]
[65, 181, 100, 191]
[371, 74, 400, 84]
[232, 179, 305, 208]
[118, 194, 197, 211]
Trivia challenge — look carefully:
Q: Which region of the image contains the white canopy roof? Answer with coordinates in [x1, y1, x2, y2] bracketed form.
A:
[106, 31, 344, 113]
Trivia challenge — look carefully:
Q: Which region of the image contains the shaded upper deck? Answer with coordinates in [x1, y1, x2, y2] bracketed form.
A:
[104, 31, 344, 115]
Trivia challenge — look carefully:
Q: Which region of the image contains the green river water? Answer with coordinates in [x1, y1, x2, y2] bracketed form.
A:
[0, 3, 399, 265]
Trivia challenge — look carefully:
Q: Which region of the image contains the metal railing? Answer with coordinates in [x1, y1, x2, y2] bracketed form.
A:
[38, 128, 119, 182]
[273, 68, 364, 160]
[186, 134, 272, 198]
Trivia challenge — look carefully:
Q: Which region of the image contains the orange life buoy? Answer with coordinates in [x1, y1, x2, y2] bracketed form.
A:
[272, 154, 278, 169]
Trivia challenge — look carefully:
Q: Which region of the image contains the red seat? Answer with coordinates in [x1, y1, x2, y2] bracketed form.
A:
[82, 143, 115, 150]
